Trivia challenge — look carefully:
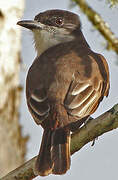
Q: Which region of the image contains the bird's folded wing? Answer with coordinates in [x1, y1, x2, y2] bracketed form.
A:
[64, 76, 105, 118]
[28, 88, 50, 124]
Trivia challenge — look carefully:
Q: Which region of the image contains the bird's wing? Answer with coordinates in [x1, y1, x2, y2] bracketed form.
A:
[27, 88, 50, 125]
[64, 78, 102, 118]
[64, 54, 110, 119]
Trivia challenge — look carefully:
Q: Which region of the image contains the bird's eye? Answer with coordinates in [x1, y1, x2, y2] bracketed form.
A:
[55, 18, 63, 26]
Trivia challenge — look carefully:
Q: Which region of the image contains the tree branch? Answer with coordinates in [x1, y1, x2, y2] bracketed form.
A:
[1, 103, 118, 180]
[72, 0, 118, 54]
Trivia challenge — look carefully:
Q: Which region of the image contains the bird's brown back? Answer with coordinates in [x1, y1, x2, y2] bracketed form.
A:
[26, 40, 109, 128]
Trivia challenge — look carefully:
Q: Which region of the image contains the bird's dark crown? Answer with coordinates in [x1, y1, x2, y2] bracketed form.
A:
[34, 9, 81, 29]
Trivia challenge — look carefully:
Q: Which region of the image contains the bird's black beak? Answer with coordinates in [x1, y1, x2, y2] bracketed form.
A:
[17, 20, 43, 30]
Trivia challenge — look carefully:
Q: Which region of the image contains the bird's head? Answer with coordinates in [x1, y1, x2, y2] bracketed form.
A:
[17, 9, 81, 56]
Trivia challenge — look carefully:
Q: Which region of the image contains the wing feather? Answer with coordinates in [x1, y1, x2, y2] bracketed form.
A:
[64, 77, 103, 118]
[71, 83, 90, 95]
[65, 85, 94, 109]
[28, 88, 50, 124]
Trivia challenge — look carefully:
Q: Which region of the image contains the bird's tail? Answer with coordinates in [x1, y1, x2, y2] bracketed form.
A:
[35, 128, 71, 176]
[51, 128, 71, 174]
[35, 129, 53, 176]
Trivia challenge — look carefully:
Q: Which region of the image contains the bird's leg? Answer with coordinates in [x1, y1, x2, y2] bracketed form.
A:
[82, 116, 98, 146]
[83, 116, 93, 125]
[69, 116, 89, 132]
[91, 137, 98, 146]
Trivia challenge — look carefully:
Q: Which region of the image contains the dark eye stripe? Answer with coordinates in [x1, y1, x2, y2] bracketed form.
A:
[44, 17, 63, 27]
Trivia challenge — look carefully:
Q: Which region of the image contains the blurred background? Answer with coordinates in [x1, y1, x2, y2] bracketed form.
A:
[18, 0, 118, 180]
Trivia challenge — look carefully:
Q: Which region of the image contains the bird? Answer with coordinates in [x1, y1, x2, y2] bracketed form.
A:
[17, 9, 110, 176]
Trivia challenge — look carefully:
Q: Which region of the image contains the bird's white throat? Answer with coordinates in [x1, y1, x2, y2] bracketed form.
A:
[33, 28, 75, 57]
